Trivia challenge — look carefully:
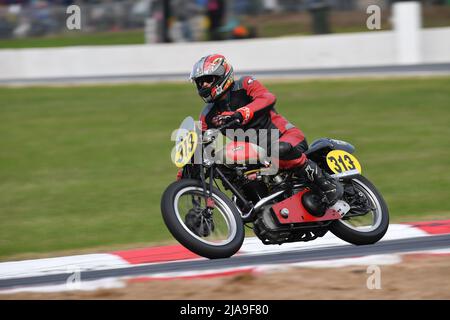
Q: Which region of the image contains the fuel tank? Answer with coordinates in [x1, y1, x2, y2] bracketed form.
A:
[216, 141, 267, 167]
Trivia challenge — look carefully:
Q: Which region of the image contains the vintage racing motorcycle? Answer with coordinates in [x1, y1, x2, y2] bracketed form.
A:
[161, 116, 389, 259]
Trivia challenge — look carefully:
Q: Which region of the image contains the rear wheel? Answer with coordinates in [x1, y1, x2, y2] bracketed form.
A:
[161, 179, 245, 259]
[330, 175, 389, 245]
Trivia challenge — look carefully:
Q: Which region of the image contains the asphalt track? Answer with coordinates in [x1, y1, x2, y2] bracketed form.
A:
[1, 233, 449, 291]
[1, 63, 449, 85]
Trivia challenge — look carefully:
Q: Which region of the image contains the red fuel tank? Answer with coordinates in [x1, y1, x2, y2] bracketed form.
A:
[218, 141, 267, 166]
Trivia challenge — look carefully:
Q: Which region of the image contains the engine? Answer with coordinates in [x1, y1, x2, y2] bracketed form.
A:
[240, 179, 269, 203]
[234, 169, 330, 245]
[253, 204, 329, 245]
[239, 171, 289, 202]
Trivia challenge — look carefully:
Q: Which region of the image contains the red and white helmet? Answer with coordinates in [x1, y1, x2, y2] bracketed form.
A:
[190, 54, 234, 103]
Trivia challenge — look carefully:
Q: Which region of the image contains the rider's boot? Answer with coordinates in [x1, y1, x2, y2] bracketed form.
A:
[297, 159, 344, 206]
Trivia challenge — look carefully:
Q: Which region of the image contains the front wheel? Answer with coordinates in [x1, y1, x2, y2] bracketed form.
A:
[161, 179, 245, 259]
[330, 175, 389, 245]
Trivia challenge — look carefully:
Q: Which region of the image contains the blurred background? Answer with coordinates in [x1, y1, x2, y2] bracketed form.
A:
[0, 0, 449, 261]
[0, 0, 449, 46]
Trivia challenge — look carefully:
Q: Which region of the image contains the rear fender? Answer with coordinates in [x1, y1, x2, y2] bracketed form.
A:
[305, 138, 355, 162]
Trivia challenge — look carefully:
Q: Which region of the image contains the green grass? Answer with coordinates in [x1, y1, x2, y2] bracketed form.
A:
[0, 30, 144, 49]
[1, 77, 449, 260]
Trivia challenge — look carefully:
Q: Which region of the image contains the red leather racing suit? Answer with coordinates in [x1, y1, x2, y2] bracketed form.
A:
[199, 76, 308, 169]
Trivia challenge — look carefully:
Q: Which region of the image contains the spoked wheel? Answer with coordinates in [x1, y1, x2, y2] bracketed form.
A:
[161, 179, 244, 259]
[330, 175, 389, 245]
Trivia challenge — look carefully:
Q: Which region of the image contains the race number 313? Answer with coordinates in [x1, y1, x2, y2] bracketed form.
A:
[326, 150, 362, 174]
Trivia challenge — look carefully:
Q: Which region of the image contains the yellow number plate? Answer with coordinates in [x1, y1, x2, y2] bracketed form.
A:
[174, 131, 198, 168]
[326, 150, 362, 174]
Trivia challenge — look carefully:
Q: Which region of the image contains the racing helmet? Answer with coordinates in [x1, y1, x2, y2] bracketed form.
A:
[190, 54, 234, 103]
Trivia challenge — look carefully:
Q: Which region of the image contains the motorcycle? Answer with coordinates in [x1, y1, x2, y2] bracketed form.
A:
[161, 116, 389, 259]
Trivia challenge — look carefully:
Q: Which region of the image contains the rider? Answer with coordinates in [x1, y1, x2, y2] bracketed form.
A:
[189, 54, 343, 209]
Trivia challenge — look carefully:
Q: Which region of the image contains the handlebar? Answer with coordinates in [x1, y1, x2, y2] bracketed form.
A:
[218, 118, 241, 131]
[201, 118, 241, 144]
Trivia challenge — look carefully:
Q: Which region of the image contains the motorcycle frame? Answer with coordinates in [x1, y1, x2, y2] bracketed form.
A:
[188, 119, 359, 224]
[199, 162, 254, 218]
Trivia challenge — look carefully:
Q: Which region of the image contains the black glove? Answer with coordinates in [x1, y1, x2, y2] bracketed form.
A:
[212, 111, 243, 127]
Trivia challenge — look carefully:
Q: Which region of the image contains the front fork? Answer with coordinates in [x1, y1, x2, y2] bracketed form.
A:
[196, 165, 215, 220]
[198, 164, 253, 215]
